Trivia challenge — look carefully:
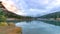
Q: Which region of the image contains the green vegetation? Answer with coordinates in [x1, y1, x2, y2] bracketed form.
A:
[0, 9, 7, 22]
[39, 12, 60, 19]
[0, 22, 8, 26]
[7, 14, 32, 19]
[0, 22, 21, 34]
[6, 12, 33, 20]
[0, 2, 21, 34]
[0, 2, 33, 20]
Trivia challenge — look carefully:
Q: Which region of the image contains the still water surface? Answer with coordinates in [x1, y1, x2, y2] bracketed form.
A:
[15, 20, 60, 34]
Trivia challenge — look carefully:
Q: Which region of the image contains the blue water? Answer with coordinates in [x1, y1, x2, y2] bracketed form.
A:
[15, 20, 60, 34]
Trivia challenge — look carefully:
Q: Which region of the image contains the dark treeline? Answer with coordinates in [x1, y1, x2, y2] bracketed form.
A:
[0, 2, 34, 21]
[38, 11, 60, 19]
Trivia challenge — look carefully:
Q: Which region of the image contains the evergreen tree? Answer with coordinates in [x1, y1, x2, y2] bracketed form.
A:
[0, 8, 6, 22]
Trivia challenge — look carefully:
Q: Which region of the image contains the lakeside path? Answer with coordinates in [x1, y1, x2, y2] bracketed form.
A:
[0, 25, 22, 34]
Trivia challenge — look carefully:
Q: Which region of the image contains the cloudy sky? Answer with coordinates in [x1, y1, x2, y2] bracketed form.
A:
[1, 0, 60, 17]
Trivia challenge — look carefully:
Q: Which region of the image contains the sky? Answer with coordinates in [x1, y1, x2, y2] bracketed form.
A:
[1, 0, 60, 17]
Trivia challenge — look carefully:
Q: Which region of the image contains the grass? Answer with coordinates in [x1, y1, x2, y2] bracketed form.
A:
[0, 22, 22, 34]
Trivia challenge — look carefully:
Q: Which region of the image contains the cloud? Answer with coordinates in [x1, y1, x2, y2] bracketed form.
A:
[1, 0, 60, 17]
[13, 0, 60, 17]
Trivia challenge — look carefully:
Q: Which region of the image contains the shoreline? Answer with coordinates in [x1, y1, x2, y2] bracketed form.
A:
[0, 22, 22, 34]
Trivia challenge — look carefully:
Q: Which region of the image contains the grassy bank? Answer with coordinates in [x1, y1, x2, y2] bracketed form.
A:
[0, 22, 22, 34]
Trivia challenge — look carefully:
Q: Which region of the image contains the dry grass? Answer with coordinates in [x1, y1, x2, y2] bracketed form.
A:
[0, 22, 22, 34]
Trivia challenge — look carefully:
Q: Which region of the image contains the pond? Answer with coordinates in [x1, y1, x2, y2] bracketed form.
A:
[15, 20, 60, 34]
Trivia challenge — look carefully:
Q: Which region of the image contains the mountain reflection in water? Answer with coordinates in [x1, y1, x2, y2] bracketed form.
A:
[15, 20, 60, 34]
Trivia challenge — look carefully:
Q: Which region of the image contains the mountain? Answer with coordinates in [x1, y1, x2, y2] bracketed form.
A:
[0, 3, 33, 19]
[38, 11, 60, 18]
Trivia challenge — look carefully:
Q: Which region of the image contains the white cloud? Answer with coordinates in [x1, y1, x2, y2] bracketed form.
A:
[1, 0, 60, 17]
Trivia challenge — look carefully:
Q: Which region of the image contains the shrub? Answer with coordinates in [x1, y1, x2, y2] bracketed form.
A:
[0, 8, 6, 22]
[0, 22, 8, 26]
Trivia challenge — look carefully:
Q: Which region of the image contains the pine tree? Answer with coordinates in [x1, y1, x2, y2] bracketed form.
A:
[0, 8, 6, 22]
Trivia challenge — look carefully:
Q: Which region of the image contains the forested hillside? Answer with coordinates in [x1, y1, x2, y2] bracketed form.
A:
[0, 1, 33, 20]
[39, 12, 60, 18]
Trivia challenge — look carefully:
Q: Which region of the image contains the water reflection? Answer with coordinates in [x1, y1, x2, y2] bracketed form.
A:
[15, 20, 60, 34]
